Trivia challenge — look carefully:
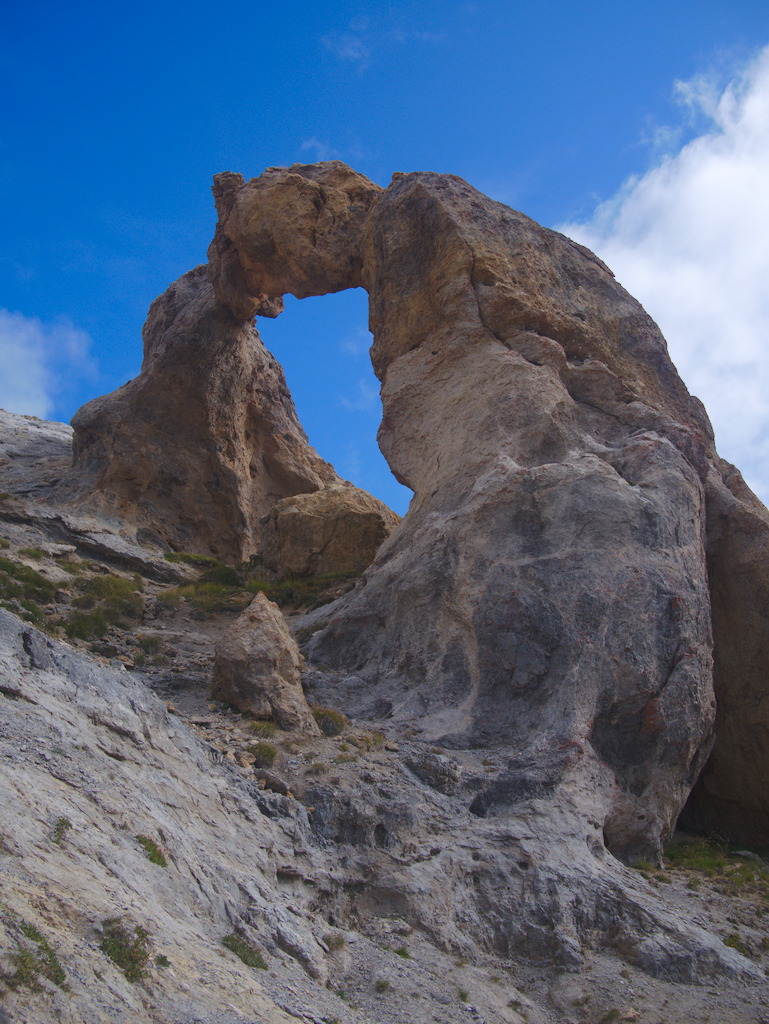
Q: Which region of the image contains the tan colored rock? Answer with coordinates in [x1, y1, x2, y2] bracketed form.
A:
[211, 592, 320, 733]
[261, 484, 401, 577]
[207, 162, 383, 316]
[213, 164, 719, 863]
[63, 265, 341, 562]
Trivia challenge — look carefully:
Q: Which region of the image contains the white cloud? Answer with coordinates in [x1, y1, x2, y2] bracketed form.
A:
[300, 137, 341, 162]
[339, 325, 372, 357]
[339, 377, 380, 414]
[0, 309, 94, 419]
[321, 30, 371, 70]
[559, 45, 769, 505]
[321, 17, 444, 71]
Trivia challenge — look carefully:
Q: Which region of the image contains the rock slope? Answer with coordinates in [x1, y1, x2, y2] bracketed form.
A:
[1, 410, 769, 1023]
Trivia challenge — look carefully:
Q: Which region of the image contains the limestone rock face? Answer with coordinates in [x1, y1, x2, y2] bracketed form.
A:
[211, 592, 320, 733]
[213, 166, 720, 863]
[261, 485, 401, 577]
[65, 265, 341, 562]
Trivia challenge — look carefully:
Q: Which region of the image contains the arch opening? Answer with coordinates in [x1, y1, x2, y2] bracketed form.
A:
[261, 287, 413, 516]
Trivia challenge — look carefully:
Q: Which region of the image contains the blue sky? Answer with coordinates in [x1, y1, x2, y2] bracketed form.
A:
[3, 1, 769, 514]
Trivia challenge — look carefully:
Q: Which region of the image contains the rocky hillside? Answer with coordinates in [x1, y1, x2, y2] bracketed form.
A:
[2, 161, 769, 1024]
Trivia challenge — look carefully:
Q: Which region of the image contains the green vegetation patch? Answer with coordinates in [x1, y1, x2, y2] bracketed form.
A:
[135, 834, 167, 866]
[158, 557, 359, 619]
[249, 719, 276, 738]
[248, 741, 278, 768]
[312, 706, 349, 737]
[18, 547, 45, 560]
[66, 574, 144, 639]
[0, 917, 67, 991]
[0, 555, 56, 604]
[52, 817, 72, 845]
[222, 930, 266, 969]
[100, 918, 150, 981]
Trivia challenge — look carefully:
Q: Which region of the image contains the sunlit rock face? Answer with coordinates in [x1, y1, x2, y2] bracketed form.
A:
[65, 265, 341, 562]
[210, 161, 769, 863]
[66, 159, 769, 866]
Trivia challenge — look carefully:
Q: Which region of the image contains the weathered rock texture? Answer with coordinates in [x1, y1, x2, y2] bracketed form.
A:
[261, 484, 401, 577]
[53, 160, 769, 981]
[64, 265, 341, 562]
[204, 162, 769, 864]
[211, 592, 320, 732]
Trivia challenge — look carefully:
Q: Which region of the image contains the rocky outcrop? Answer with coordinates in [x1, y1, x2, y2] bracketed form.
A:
[260, 485, 401, 577]
[63, 265, 341, 562]
[208, 165, 724, 866]
[211, 592, 320, 732]
[46, 159, 769, 982]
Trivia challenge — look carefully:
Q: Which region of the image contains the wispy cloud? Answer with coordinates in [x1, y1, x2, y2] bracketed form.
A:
[340, 377, 380, 414]
[300, 137, 342, 162]
[322, 30, 371, 70]
[0, 309, 95, 419]
[559, 45, 769, 505]
[321, 16, 444, 71]
[339, 325, 372, 358]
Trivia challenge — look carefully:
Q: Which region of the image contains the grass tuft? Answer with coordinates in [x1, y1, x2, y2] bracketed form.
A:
[222, 930, 266, 969]
[312, 706, 349, 737]
[135, 834, 168, 866]
[52, 817, 72, 845]
[100, 918, 150, 981]
[248, 741, 278, 768]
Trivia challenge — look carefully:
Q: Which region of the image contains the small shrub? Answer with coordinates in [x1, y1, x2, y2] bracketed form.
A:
[305, 761, 329, 775]
[0, 538, 9, 550]
[19, 547, 45, 560]
[249, 719, 276, 738]
[200, 563, 241, 586]
[19, 922, 66, 987]
[155, 954, 171, 968]
[458, 988, 469, 1002]
[164, 551, 220, 566]
[249, 741, 278, 768]
[137, 635, 162, 653]
[0, 556, 56, 604]
[312, 706, 349, 737]
[136, 834, 167, 866]
[66, 609, 109, 640]
[375, 979, 390, 993]
[0, 919, 67, 990]
[724, 932, 752, 958]
[100, 918, 150, 981]
[52, 817, 72, 845]
[394, 945, 410, 959]
[222, 930, 266, 969]
[326, 932, 346, 951]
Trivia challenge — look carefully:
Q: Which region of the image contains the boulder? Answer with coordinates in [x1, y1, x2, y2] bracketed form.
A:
[211, 592, 320, 733]
[260, 485, 401, 577]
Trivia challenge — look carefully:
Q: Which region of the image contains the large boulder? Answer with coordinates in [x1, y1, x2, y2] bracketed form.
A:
[211, 592, 320, 733]
[260, 485, 401, 577]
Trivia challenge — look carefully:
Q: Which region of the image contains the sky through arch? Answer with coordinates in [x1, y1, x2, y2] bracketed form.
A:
[259, 288, 413, 516]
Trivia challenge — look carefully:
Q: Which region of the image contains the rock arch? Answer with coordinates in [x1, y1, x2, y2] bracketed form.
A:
[67, 160, 769, 860]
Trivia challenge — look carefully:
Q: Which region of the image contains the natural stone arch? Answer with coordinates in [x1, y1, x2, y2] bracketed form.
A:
[65, 160, 769, 879]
